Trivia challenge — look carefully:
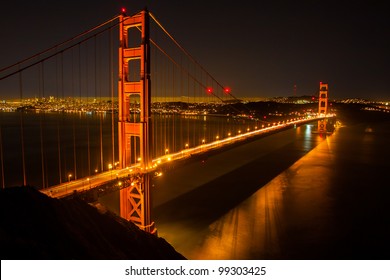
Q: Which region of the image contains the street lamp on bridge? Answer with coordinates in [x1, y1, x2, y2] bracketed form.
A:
[108, 163, 113, 180]
[66, 174, 72, 194]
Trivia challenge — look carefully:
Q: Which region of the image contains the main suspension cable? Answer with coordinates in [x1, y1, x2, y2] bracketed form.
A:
[0, 16, 122, 81]
[0, 15, 120, 74]
[150, 12, 242, 102]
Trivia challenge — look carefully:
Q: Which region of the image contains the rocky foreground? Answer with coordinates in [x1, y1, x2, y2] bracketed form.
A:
[0, 186, 185, 260]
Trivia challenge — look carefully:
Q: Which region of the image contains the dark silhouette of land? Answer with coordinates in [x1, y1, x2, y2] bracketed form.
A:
[0, 186, 185, 260]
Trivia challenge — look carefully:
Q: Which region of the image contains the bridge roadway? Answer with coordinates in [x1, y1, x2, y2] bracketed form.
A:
[40, 115, 330, 199]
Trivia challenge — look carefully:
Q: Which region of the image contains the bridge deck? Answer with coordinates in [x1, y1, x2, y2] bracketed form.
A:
[40, 116, 331, 199]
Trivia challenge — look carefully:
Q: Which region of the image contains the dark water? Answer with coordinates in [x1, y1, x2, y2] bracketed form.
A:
[0, 112, 115, 187]
[146, 108, 390, 259]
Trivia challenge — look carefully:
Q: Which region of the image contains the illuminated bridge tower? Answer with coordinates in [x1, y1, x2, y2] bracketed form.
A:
[118, 9, 155, 233]
[317, 82, 328, 133]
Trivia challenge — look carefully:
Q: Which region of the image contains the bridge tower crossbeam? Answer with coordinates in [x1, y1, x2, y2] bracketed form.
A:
[118, 9, 155, 234]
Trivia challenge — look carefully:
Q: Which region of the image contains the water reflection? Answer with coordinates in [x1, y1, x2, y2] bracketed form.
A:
[154, 126, 335, 259]
[300, 124, 323, 152]
[187, 176, 286, 259]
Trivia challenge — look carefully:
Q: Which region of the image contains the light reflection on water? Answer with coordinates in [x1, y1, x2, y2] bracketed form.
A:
[166, 136, 335, 259]
[152, 124, 334, 259]
[186, 175, 286, 259]
[159, 118, 390, 260]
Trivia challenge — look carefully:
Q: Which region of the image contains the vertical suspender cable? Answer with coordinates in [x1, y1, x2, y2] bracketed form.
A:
[60, 52, 66, 205]
[179, 55, 183, 149]
[192, 62, 196, 145]
[193, 62, 198, 146]
[56, 53, 63, 184]
[153, 43, 158, 158]
[73, 45, 80, 180]
[163, 54, 167, 155]
[87, 112, 91, 176]
[40, 115, 45, 188]
[98, 37, 103, 172]
[57, 122, 62, 184]
[39, 62, 46, 188]
[74, 46, 78, 179]
[85, 40, 90, 177]
[87, 36, 98, 176]
[157, 46, 161, 157]
[109, 26, 115, 168]
[19, 72, 26, 186]
[172, 61, 175, 152]
[43, 62, 48, 187]
[187, 57, 190, 145]
[73, 119, 77, 180]
[75, 44, 84, 180]
[93, 35, 98, 174]
[79, 43, 82, 102]
[87, 100, 91, 176]
[150, 41, 155, 158]
[100, 113, 103, 171]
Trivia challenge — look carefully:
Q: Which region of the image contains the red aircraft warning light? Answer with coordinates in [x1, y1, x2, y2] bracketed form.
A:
[224, 87, 231, 94]
[121, 7, 127, 15]
[206, 87, 213, 94]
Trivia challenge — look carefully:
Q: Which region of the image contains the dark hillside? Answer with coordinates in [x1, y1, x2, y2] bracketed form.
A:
[0, 186, 185, 260]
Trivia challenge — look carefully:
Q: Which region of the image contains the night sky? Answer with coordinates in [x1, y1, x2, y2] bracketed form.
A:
[0, 1, 389, 100]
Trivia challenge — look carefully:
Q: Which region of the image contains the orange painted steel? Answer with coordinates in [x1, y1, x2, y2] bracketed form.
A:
[118, 9, 155, 234]
[318, 82, 329, 133]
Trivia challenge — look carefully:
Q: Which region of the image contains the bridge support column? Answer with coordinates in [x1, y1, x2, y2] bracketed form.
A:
[120, 173, 154, 232]
[118, 9, 155, 234]
[317, 82, 328, 133]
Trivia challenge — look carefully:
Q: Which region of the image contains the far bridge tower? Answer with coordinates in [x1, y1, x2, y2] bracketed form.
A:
[317, 82, 328, 133]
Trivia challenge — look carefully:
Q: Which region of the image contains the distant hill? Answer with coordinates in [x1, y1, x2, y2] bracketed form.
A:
[0, 186, 185, 260]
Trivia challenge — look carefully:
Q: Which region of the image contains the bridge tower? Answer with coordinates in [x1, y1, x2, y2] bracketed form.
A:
[317, 82, 328, 133]
[118, 9, 155, 233]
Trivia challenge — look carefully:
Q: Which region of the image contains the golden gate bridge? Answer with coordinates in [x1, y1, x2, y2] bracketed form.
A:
[0, 8, 330, 234]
